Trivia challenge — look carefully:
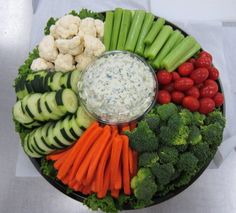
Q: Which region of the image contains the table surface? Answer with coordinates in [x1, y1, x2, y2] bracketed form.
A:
[1, 0, 236, 212]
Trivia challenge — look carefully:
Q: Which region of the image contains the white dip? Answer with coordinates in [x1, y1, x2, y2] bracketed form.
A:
[77, 52, 156, 123]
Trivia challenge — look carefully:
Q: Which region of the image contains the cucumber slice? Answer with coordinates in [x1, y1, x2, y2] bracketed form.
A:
[49, 72, 63, 91]
[13, 101, 34, 124]
[45, 92, 65, 116]
[76, 107, 95, 129]
[60, 115, 76, 142]
[23, 134, 42, 158]
[70, 70, 81, 93]
[53, 121, 73, 146]
[41, 123, 56, 149]
[70, 115, 83, 139]
[55, 89, 78, 113]
[60, 73, 68, 89]
[25, 94, 44, 121]
[46, 124, 65, 149]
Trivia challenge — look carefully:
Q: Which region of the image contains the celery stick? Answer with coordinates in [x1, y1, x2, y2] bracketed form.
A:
[135, 12, 154, 56]
[124, 10, 146, 52]
[151, 30, 183, 68]
[145, 25, 173, 60]
[117, 10, 132, 50]
[144, 18, 165, 45]
[110, 8, 123, 50]
[172, 33, 184, 49]
[162, 36, 198, 71]
[166, 43, 201, 71]
[104, 11, 114, 51]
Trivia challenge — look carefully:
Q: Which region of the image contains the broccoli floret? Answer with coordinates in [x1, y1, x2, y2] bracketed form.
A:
[201, 123, 224, 147]
[126, 121, 159, 152]
[191, 142, 212, 168]
[144, 113, 160, 133]
[177, 152, 198, 172]
[131, 168, 157, 201]
[139, 152, 159, 168]
[188, 126, 202, 145]
[158, 146, 179, 164]
[151, 163, 175, 185]
[205, 110, 226, 128]
[174, 169, 198, 188]
[179, 108, 193, 125]
[160, 113, 190, 146]
[156, 103, 178, 121]
[192, 112, 206, 126]
[175, 144, 188, 152]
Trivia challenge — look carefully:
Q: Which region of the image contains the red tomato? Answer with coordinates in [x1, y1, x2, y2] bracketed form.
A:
[174, 78, 194, 91]
[178, 62, 194, 76]
[200, 85, 218, 98]
[209, 67, 219, 80]
[186, 86, 200, 99]
[213, 92, 224, 107]
[199, 51, 213, 61]
[199, 98, 215, 114]
[204, 79, 219, 91]
[162, 83, 174, 92]
[171, 91, 185, 104]
[182, 96, 200, 112]
[190, 68, 209, 84]
[195, 57, 212, 69]
[157, 70, 172, 85]
[171, 72, 181, 81]
[188, 58, 196, 65]
[157, 90, 171, 104]
[195, 83, 204, 89]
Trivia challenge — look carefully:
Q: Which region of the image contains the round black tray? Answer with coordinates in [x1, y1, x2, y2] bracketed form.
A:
[29, 12, 225, 210]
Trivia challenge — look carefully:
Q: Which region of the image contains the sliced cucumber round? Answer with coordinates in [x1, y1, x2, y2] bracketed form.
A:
[45, 92, 65, 116]
[70, 70, 81, 93]
[76, 107, 94, 129]
[13, 101, 34, 124]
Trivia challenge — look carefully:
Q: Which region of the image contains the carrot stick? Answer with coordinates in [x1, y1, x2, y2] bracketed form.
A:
[111, 189, 120, 198]
[85, 125, 112, 185]
[110, 135, 123, 189]
[57, 123, 101, 179]
[54, 149, 72, 170]
[97, 163, 110, 198]
[128, 148, 134, 176]
[82, 185, 91, 195]
[132, 150, 138, 176]
[114, 161, 122, 190]
[121, 135, 131, 195]
[46, 147, 72, 161]
[121, 124, 130, 133]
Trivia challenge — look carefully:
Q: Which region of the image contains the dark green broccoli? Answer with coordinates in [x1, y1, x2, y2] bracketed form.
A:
[158, 146, 179, 164]
[144, 112, 160, 133]
[201, 123, 224, 147]
[174, 169, 198, 188]
[151, 163, 175, 185]
[156, 103, 178, 121]
[205, 110, 226, 128]
[125, 121, 159, 152]
[188, 126, 202, 145]
[192, 112, 206, 126]
[131, 168, 157, 201]
[177, 152, 198, 172]
[160, 113, 190, 146]
[139, 152, 159, 168]
[175, 144, 188, 152]
[179, 108, 193, 125]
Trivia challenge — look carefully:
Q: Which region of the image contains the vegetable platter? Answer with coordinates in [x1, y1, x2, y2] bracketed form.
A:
[12, 8, 226, 212]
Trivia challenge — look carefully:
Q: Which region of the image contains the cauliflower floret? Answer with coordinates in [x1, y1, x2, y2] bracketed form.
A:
[83, 35, 105, 57]
[50, 15, 81, 39]
[75, 54, 95, 71]
[31, 58, 54, 71]
[94, 19, 104, 38]
[54, 54, 75, 72]
[38, 35, 58, 62]
[78, 17, 96, 37]
[55, 35, 84, 56]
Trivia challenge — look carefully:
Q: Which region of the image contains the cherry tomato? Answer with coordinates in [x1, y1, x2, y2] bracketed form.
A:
[195, 57, 212, 69]
[188, 58, 196, 65]
[171, 91, 185, 104]
[171, 72, 181, 81]
[213, 92, 224, 107]
[195, 83, 204, 89]
[182, 96, 200, 112]
[190, 68, 209, 84]
[157, 70, 172, 85]
[186, 86, 200, 99]
[157, 90, 171, 104]
[174, 78, 194, 91]
[209, 67, 219, 80]
[178, 62, 194, 76]
[162, 83, 174, 92]
[199, 98, 215, 114]
[199, 51, 213, 61]
[204, 79, 219, 91]
[200, 84, 218, 98]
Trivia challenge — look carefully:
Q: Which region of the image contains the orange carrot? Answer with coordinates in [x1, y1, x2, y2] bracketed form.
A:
[121, 135, 131, 195]
[57, 122, 101, 179]
[121, 124, 130, 133]
[82, 185, 91, 195]
[97, 163, 110, 198]
[85, 125, 111, 185]
[46, 147, 72, 161]
[128, 148, 134, 176]
[114, 161, 122, 190]
[132, 150, 138, 176]
[110, 135, 123, 189]
[54, 149, 72, 170]
[111, 189, 120, 198]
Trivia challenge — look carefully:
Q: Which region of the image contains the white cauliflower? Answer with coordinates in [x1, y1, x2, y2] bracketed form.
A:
[55, 35, 84, 56]
[38, 35, 58, 62]
[78, 17, 96, 37]
[75, 54, 95, 71]
[31, 58, 54, 71]
[83, 35, 105, 57]
[50, 15, 81, 39]
[94, 19, 104, 38]
[54, 54, 75, 72]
